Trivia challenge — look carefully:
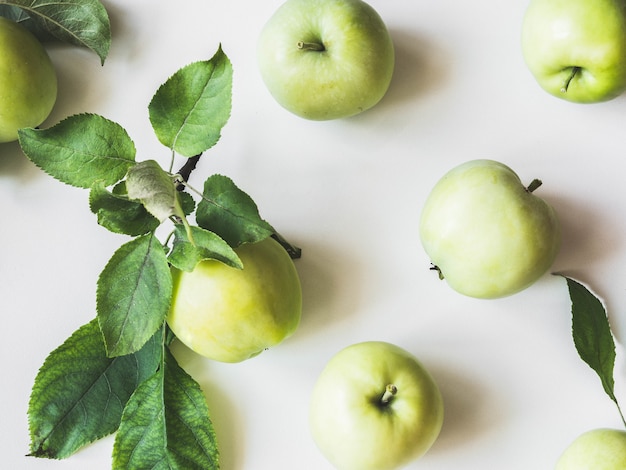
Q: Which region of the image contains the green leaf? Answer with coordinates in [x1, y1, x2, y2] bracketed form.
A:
[0, 0, 111, 63]
[28, 319, 161, 459]
[97, 233, 172, 357]
[18, 114, 136, 189]
[560, 275, 625, 425]
[168, 223, 242, 272]
[112, 347, 219, 470]
[89, 181, 160, 236]
[196, 174, 274, 247]
[178, 189, 196, 216]
[0, 5, 32, 24]
[148, 45, 232, 157]
[126, 160, 181, 223]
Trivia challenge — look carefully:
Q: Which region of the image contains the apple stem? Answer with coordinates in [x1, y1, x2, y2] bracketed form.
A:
[561, 66, 581, 93]
[526, 179, 543, 193]
[297, 41, 325, 52]
[380, 384, 398, 405]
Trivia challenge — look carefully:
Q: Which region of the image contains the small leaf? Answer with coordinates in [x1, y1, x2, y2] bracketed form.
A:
[97, 233, 172, 357]
[126, 160, 181, 222]
[89, 181, 160, 236]
[560, 275, 625, 425]
[196, 174, 274, 247]
[149, 45, 232, 157]
[1, 0, 111, 63]
[168, 223, 242, 272]
[112, 347, 219, 469]
[178, 189, 196, 216]
[28, 319, 161, 459]
[18, 114, 136, 189]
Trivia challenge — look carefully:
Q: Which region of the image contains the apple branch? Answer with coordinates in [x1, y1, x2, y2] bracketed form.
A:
[175, 153, 202, 190]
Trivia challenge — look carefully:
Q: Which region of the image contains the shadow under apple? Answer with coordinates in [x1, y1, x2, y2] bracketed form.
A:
[547, 192, 625, 343]
[0, 140, 37, 179]
[291, 239, 367, 339]
[426, 361, 508, 455]
[378, 28, 452, 112]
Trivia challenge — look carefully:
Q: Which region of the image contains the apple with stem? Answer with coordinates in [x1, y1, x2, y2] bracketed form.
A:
[0, 17, 57, 143]
[419, 159, 561, 299]
[555, 428, 626, 469]
[167, 236, 302, 363]
[309, 341, 444, 470]
[257, 0, 395, 120]
[521, 0, 626, 103]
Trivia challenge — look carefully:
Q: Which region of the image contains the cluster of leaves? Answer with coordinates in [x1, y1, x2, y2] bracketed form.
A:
[0, 0, 110, 63]
[19, 46, 298, 468]
[559, 275, 626, 428]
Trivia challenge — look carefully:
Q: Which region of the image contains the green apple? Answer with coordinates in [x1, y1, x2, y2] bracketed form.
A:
[521, 0, 626, 103]
[309, 341, 444, 470]
[555, 428, 626, 469]
[0, 17, 57, 143]
[419, 159, 561, 299]
[167, 236, 302, 363]
[257, 0, 395, 120]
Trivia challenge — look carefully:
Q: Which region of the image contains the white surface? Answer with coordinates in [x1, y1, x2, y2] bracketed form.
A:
[2, 1, 626, 469]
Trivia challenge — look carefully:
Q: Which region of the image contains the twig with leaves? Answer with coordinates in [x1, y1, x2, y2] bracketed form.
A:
[20, 45, 298, 469]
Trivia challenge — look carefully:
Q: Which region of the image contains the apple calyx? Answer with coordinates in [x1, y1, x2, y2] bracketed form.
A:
[380, 384, 398, 406]
[297, 41, 325, 52]
[430, 264, 445, 280]
[561, 66, 581, 93]
[526, 178, 543, 193]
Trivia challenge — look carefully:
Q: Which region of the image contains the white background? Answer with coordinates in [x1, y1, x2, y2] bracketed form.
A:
[2, 0, 626, 469]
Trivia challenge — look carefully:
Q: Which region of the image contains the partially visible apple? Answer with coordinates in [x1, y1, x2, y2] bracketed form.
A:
[419, 159, 561, 299]
[555, 428, 626, 469]
[309, 341, 444, 470]
[257, 0, 395, 120]
[0, 17, 57, 143]
[167, 236, 302, 363]
[521, 0, 626, 103]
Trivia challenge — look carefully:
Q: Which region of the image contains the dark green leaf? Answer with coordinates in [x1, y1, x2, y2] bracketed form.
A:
[168, 223, 242, 272]
[112, 347, 219, 470]
[18, 114, 136, 189]
[89, 181, 160, 236]
[126, 160, 181, 222]
[97, 233, 172, 357]
[0, 0, 111, 63]
[28, 319, 161, 459]
[561, 275, 625, 424]
[178, 190, 196, 216]
[148, 45, 232, 157]
[196, 174, 274, 247]
[0, 5, 30, 23]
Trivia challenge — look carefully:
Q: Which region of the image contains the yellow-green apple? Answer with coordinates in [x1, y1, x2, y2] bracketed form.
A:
[257, 0, 395, 120]
[556, 428, 626, 469]
[309, 341, 444, 470]
[167, 237, 302, 363]
[419, 159, 561, 299]
[0, 17, 57, 143]
[521, 0, 626, 103]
